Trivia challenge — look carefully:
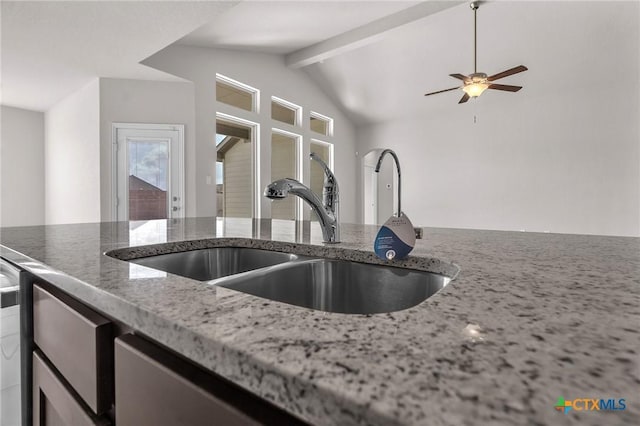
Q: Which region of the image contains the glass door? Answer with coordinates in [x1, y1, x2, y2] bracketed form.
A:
[114, 124, 184, 222]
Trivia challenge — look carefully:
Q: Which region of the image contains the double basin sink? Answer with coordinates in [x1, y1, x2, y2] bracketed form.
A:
[111, 246, 452, 315]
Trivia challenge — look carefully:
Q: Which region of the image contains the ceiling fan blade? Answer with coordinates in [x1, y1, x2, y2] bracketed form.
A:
[488, 83, 522, 92]
[458, 93, 470, 104]
[487, 65, 528, 81]
[424, 87, 460, 97]
[449, 73, 469, 82]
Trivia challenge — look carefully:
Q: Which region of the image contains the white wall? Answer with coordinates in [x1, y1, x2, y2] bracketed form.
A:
[293, 1, 639, 237]
[0, 106, 45, 227]
[357, 80, 640, 236]
[45, 79, 101, 225]
[99, 78, 196, 220]
[142, 45, 358, 223]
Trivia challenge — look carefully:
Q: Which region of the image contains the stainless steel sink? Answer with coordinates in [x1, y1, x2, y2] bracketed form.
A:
[129, 247, 302, 281]
[218, 259, 450, 314]
[111, 244, 453, 314]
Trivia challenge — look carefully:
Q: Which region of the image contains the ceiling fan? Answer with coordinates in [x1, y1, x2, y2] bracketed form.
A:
[424, 1, 528, 104]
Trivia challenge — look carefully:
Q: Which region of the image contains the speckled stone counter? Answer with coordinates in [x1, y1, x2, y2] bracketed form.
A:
[1, 218, 639, 426]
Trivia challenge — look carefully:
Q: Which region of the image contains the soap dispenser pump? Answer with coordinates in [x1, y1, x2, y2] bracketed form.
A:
[373, 149, 416, 260]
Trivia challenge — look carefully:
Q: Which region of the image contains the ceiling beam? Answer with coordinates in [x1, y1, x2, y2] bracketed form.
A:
[285, 1, 465, 68]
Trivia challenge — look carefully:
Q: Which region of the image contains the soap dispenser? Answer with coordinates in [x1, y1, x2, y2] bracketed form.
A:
[373, 149, 416, 260]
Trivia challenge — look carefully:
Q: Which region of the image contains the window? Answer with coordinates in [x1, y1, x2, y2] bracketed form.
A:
[216, 74, 259, 112]
[216, 116, 256, 218]
[271, 97, 301, 126]
[127, 140, 169, 220]
[212, 74, 336, 222]
[271, 130, 301, 220]
[310, 112, 333, 136]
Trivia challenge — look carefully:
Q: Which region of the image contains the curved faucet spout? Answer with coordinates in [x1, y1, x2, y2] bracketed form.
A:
[310, 152, 336, 183]
[374, 149, 402, 217]
[265, 178, 340, 243]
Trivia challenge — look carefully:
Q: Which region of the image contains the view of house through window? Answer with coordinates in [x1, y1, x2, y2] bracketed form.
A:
[214, 75, 334, 221]
[310, 112, 333, 136]
[271, 131, 299, 220]
[271, 97, 300, 126]
[128, 140, 169, 221]
[216, 74, 257, 112]
[216, 119, 253, 218]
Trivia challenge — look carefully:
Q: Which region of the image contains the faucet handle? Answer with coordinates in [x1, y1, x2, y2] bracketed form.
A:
[414, 227, 424, 239]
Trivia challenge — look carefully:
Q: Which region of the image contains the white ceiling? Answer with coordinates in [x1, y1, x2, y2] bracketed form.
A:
[3, 0, 637, 124]
[1, 0, 422, 112]
[303, 1, 640, 124]
[1, 0, 239, 111]
[178, 1, 418, 54]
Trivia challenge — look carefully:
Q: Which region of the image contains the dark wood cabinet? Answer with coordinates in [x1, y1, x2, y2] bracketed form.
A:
[26, 280, 307, 426]
[32, 351, 110, 426]
[115, 333, 306, 426]
[33, 284, 113, 415]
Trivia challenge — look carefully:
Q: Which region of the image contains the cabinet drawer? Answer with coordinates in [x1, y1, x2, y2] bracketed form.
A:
[116, 334, 306, 426]
[33, 284, 113, 415]
[33, 351, 110, 426]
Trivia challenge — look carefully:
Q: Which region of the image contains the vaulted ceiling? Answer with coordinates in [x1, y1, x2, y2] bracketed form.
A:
[177, 1, 420, 54]
[0, 1, 239, 111]
[2, 0, 638, 125]
[0, 0, 446, 112]
[301, 1, 640, 124]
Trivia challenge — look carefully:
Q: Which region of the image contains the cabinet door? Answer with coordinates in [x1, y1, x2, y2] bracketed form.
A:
[115, 334, 306, 426]
[33, 351, 110, 426]
[33, 283, 113, 414]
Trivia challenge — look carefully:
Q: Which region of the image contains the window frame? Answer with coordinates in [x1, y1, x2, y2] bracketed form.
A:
[216, 112, 261, 219]
[271, 96, 302, 127]
[272, 127, 303, 220]
[309, 139, 334, 171]
[309, 111, 334, 137]
[215, 73, 260, 113]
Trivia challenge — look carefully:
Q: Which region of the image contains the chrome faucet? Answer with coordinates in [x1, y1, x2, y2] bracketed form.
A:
[265, 153, 340, 243]
[374, 149, 402, 217]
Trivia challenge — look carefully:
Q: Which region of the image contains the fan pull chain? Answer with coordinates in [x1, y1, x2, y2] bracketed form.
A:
[473, 94, 479, 124]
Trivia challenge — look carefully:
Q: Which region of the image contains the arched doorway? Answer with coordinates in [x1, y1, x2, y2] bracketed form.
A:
[362, 149, 396, 225]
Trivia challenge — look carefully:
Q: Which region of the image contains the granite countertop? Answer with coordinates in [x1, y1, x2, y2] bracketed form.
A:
[1, 218, 638, 425]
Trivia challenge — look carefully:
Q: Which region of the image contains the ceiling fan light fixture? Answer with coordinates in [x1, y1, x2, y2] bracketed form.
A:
[422, 2, 527, 104]
[462, 82, 489, 97]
